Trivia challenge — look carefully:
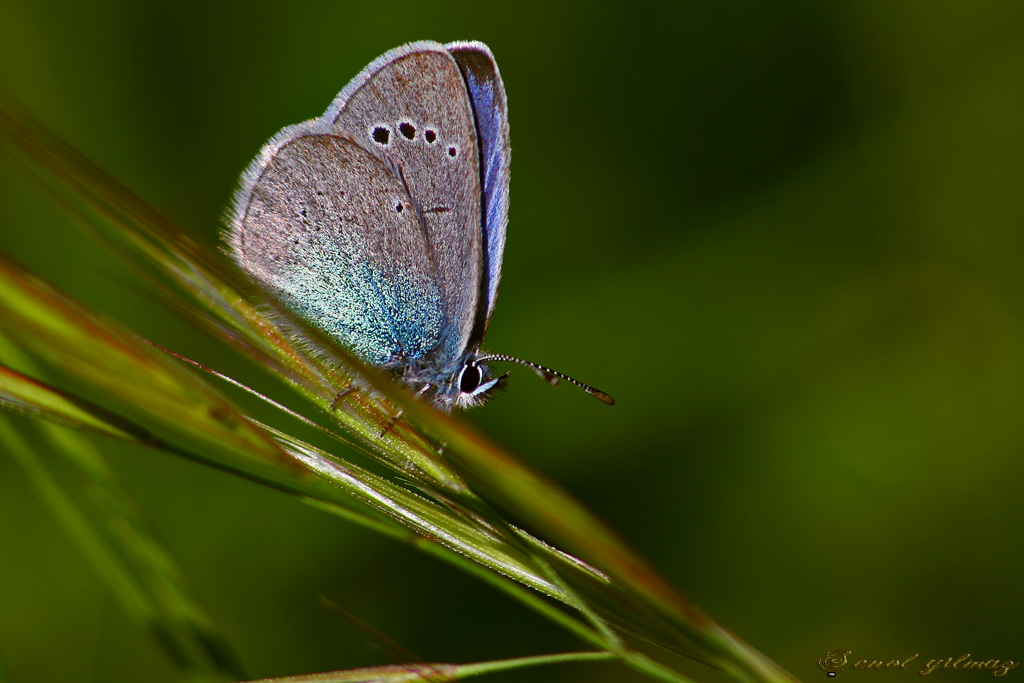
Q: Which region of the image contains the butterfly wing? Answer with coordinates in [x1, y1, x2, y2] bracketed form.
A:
[446, 41, 510, 341]
[229, 125, 445, 367]
[323, 41, 484, 367]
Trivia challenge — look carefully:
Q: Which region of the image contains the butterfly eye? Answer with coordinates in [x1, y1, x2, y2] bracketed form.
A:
[459, 364, 482, 393]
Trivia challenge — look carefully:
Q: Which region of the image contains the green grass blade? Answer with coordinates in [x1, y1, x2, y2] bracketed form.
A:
[268, 426, 569, 601]
[0, 343, 607, 653]
[0, 281, 566, 607]
[0, 361, 141, 442]
[0, 338, 611, 677]
[241, 651, 618, 683]
[0, 253, 300, 479]
[0, 311, 605, 641]
[0, 337, 246, 680]
[0, 101, 801, 683]
[0, 416, 239, 682]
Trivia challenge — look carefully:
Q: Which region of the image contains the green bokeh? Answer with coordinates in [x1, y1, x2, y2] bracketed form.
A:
[1, 0, 1022, 681]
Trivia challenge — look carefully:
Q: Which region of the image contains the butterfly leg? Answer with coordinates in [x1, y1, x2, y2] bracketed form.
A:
[377, 384, 432, 437]
[379, 409, 404, 438]
[330, 385, 355, 411]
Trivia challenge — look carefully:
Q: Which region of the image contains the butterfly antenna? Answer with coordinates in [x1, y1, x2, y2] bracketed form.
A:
[476, 354, 615, 405]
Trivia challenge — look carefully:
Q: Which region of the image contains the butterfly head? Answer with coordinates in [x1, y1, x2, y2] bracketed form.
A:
[450, 357, 508, 409]
[400, 349, 614, 412]
[397, 350, 507, 411]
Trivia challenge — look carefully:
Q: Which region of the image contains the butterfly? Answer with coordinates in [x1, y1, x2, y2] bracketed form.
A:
[228, 41, 612, 411]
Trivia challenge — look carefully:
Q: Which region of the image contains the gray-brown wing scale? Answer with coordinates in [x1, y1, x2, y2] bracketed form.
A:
[231, 130, 445, 367]
[323, 41, 483, 367]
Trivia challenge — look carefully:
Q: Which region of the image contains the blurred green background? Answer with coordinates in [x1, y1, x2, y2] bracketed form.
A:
[1, 0, 1022, 681]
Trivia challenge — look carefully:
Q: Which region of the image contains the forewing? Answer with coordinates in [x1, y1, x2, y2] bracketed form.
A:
[323, 41, 482, 365]
[447, 41, 510, 339]
[230, 127, 444, 367]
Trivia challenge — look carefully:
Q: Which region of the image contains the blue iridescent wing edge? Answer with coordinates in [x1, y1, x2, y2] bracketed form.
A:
[446, 41, 510, 343]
